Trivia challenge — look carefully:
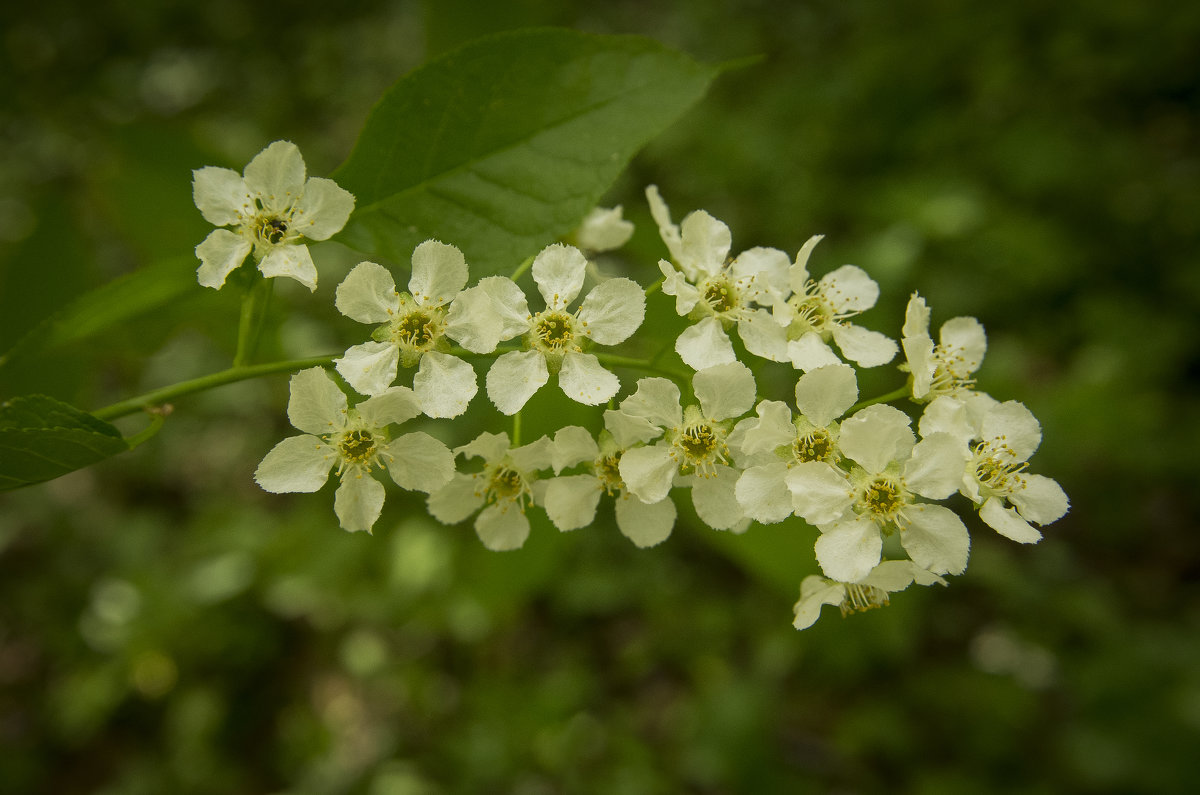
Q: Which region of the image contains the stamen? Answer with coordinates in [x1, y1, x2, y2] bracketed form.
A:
[840, 583, 890, 616]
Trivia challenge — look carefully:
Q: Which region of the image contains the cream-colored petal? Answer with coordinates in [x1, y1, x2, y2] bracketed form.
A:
[735, 463, 793, 524]
[980, 496, 1043, 543]
[1010, 474, 1069, 525]
[614, 492, 676, 548]
[414, 352, 477, 419]
[815, 518, 882, 583]
[532, 243, 587, 310]
[410, 240, 468, 307]
[551, 425, 599, 473]
[558, 352, 619, 406]
[334, 472, 385, 533]
[383, 431, 454, 493]
[618, 444, 677, 504]
[254, 435, 335, 493]
[475, 503, 530, 551]
[832, 324, 897, 368]
[357, 385, 422, 427]
[287, 367, 348, 435]
[694, 361, 756, 421]
[335, 262, 399, 324]
[819, 264, 879, 313]
[195, 229, 252, 289]
[676, 317, 737, 370]
[839, 404, 914, 474]
[427, 473, 485, 524]
[787, 333, 842, 372]
[243, 140, 306, 211]
[902, 504, 971, 574]
[192, 166, 251, 226]
[690, 466, 744, 530]
[292, 177, 355, 240]
[258, 243, 318, 291]
[576, 277, 646, 345]
[794, 364, 858, 427]
[486, 350, 549, 415]
[334, 341, 399, 398]
[544, 475, 603, 531]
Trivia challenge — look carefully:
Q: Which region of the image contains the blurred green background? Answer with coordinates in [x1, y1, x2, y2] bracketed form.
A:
[2, 1, 1198, 792]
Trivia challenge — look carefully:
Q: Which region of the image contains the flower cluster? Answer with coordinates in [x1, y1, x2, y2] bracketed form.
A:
[206, 144, 1069, 630]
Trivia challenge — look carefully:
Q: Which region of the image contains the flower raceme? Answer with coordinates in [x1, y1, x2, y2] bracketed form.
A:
[193, 141, 355, 291]
[242, 180, 1068, 632]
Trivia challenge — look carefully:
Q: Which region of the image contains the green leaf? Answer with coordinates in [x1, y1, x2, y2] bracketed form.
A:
[332, 28, 719, 274]
[0, 256, 196, 371]
[0, 395, 130, 490]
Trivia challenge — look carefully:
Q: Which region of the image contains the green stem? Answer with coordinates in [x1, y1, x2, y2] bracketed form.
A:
[847, 384, 911, 414]
[512, 410, 522, 447]
[509, 255, 535, 282]
[644, 275, 665, 297]
[93, 355, 337, 421]
[233, 276, 274, 367]
[125, 412, 168, 449]
[591, 352, 690, 383]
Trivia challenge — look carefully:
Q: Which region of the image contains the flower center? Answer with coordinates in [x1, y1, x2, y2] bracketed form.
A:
[793, 428, 835, 463]
[840, 583, 890, 616]
[701, 276, 739, 315]
[253, 215, 291, 246]
[530, 310, 580, 354]
[973, 442, 1028, 496]
[786, 291, 834, 339]
[858, 474, 910, 526]
[928, 352, 978, 398]
[487, 466, 529, 503]
[385, 296, 447, 366]
[338, 430, 377, 466]
[671, 409, 730, 478]
[594, 453, 624, 495]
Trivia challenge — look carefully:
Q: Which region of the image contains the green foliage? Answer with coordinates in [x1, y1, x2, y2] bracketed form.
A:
[333, 28, 718, 273]
[0, 395, 128, 490]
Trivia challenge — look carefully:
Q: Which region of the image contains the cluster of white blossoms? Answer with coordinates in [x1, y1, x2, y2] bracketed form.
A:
[201, 144, 1069, 630]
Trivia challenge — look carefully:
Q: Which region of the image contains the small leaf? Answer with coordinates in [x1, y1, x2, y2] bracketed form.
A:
[0, 256, 196, 370]
[0, 395, 130, 490]
[332, 28, 719, 275]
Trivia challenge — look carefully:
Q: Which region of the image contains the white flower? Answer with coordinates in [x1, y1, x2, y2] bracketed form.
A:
[771, 235, 898, 371]
[426, 432, 554, 551]
[193, 140, 355, 291]
[734, 363, 859, 524]
[920, 395, 1070, 543]
[901, 292, 987, 401]
[571, 205, 635, 253]
[610, 362, 756, 531]
[787, 403, 972, 582]
[484, 243, 646, 414]
[333, 241, 506, 418]
[543, 426, 678, 548]
[792, 560, 947, 630]
[646, 185, 791, 370]
[254, 367, 454, 533]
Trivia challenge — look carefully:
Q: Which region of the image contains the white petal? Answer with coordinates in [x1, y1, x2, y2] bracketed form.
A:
[574, 205, 635, 252]
[787, 333, 842, 372]
[787, 461, 854, 526]
[690, 466, 744, 530]
[531, 243, 587, 310]
[645, 184, 683, 263]
[614, 493, 676, 547]
[357, 385, 422, 427]
[819, 264, 879, 313]
[576, 277, 646, 345]
[195, 229, 252, 289]
[793, 576, 845, 630]
[981, 401, 1042, 463]
[736, 310, 790, 362]
[735, 463, 794, 524]
[334, 341, 399, 398]
[675, 317, 736, 370]
[618, 444, 677, 504]
[544, 475, 602, 531]
[694, 361, 756, 421]
[815, 518, 883, 583]
[839, 404, 914, 474]
[616, 377, 682, 430]
[192, 166, 250, 226]
[475, 503, 530, 551]
[334, 472, 386, 533]
[902, 293, 931, 339]
[794, 364, 858, 427]
[292, 177, 355, 240]
[1011, 474, 1069, 525]
[259, 243, 318, 292]
[445, 284, 506, 353]
[660, 262, 701, 315]
[902, 334, 936, 399]
[732, 246, 791, 298]
[904, 432, 971, 500]
[509, 435, 555, 472]
[383, 431, 454, 493]
[427, 473, 486, 524]
[486, 350, 549, 415]
[414, 351, 477, 419]
[243, 140, 306, 211]
[559, 352, 619, 406]
[335, 262, 398, 324]
[603, 410, 662, 449]
[980, 496, 1043, 543]
[739, 400, 795, 456]
[551, 426, 599, 473]
[455, 431, 511, 463]
[287, 367, 348, 435]
[410, 240, 468, 307]
[902, 504, 971, 574]
[254, 435, 335, 493]
[832, 324, 898, 368]
[475, 276, 531, 340]
[679, 210, 731, 278]
[789, 235, 824, 294]
[918, 396, 972, 442]
[940, 316, 987, 374]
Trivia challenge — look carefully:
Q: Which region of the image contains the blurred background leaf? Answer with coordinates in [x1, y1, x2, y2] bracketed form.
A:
[0, 1, 1197, 793]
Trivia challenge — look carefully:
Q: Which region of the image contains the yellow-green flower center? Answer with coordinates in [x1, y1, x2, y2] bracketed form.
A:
[793, 428, 835, 463]
[840, 583, 890, 616]
[858, 474, 909, 526]
[531, 310, 580, 354]
[702, 276, 739, 315]
[595, 453, 624, 495]
[671, 409, 730, 478]
[338, 430, 377, 465]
